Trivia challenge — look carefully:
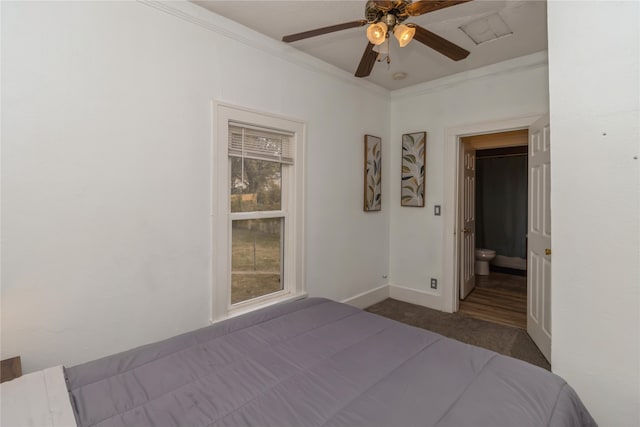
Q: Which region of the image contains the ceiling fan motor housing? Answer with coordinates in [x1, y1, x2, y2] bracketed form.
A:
[365, 0, 411, 24]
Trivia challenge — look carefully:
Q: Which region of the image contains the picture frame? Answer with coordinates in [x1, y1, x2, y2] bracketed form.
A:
[401, 131, 426, 207]
[363, 134, 382, 212]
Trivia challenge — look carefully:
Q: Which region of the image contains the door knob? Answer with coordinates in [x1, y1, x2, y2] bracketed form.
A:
[463, 228, 470, 234]
[545, 248, 551, 256]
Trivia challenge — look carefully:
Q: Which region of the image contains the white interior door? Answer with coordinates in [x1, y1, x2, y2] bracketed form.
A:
[527, 114, 551, 361]
[460, 143, 476, 299]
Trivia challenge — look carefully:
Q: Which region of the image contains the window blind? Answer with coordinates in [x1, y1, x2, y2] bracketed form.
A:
[228, 122, 295, 164]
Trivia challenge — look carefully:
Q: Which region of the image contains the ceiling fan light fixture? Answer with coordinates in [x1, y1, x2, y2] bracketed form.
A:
[366, 21, 388, 45]
[394, 24, 415, 47]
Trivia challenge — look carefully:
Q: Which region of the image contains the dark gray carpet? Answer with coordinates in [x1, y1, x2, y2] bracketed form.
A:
[365, 298, 550, 371]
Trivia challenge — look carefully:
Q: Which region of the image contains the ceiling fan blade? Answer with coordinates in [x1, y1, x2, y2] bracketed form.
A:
[411, 24, 470, 61]
[406, 0, 471, 17]
[355, 42, 378, 78]
[282, 20, 367, 43]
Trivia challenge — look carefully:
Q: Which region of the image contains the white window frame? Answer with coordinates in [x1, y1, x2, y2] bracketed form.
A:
[212, 103, 306, 321]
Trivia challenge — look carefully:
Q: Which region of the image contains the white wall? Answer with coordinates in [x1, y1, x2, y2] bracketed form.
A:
[548, 2, 640, 426]
[388, 53, 549, 308]
[0, 1, 390, 372]
[4, 4, 637, 424]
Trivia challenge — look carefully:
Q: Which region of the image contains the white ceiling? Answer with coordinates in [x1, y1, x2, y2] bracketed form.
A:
[194, 0, 548, 90]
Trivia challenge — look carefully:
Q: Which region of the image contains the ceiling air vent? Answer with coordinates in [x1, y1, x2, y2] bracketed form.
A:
[459, 13, 513, 45]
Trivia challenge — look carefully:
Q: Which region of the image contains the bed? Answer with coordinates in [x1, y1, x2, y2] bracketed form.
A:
[2, 297, 596, 426]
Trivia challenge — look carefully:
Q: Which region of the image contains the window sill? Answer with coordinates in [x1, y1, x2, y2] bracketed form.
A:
[210, 292, 308, 324]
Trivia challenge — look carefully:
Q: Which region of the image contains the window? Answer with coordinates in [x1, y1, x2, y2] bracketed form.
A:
[214, 104, 305, 320]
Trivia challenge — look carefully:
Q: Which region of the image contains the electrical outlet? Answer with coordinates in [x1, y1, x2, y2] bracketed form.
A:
[434, 205, 441, 216]
[430, 278, 438, 289]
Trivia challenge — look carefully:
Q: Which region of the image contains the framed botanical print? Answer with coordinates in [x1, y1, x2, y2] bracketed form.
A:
[364, 135, 382, 212]
[401, 131, 426, 207]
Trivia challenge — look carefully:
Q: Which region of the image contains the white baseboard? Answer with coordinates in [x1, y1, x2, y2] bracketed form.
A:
[388, 284, 442, 311]
[342, 285, 390, 309]
[341, 283, 444, 312]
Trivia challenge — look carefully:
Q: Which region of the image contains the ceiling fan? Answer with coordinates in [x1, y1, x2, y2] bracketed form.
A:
[282, 0, 471, 78]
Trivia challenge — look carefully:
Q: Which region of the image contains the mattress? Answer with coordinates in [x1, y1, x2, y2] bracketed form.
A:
[64, 297, 596, 426]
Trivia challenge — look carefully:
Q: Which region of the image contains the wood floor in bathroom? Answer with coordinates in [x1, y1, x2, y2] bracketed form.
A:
[459, 271, 527, 329]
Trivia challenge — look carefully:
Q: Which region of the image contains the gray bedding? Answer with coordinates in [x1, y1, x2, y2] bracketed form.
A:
[65, 297, 596, 427]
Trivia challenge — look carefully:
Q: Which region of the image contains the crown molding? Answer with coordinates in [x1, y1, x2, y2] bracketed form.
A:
[136, 1, 547, 103]
[390, 50, 549, 100]
[137, 0, 390, 98]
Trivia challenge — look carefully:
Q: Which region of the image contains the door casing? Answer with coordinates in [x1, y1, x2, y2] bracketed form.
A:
[443, 115, 543, 313]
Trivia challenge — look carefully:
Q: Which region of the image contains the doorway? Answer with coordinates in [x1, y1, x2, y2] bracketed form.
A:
[443, 114, 551, 362]
[458, 133, 528, 329]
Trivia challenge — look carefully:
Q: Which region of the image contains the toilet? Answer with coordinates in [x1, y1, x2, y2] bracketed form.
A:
[475, 249, 496, 276]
